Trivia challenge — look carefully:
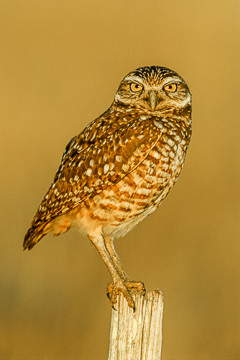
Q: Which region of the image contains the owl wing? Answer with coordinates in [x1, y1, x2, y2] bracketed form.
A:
[24, 114, 164, 247]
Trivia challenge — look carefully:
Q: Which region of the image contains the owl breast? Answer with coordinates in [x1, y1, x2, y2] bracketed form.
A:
[72, 116, 190, 239]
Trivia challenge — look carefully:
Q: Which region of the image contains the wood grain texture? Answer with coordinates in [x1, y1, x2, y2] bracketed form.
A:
[108, 290, 164, 360]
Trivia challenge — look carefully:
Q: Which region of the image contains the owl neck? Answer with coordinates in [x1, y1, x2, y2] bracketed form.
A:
[111, 102, 191, 126]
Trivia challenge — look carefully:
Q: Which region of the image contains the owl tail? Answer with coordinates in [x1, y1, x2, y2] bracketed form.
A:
[23, 223, 48, 250]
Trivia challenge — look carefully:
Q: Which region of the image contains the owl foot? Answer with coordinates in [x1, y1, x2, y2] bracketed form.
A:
[107, 281, 145, 311]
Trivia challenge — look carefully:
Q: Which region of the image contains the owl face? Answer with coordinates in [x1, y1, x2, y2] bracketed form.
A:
[114, 66, 191, 113]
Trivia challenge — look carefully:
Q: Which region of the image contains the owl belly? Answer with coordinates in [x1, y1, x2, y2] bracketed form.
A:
[74, 143, 185, 238]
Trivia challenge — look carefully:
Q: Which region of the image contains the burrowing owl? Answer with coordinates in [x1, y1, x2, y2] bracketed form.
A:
[24, 66, 192, 310]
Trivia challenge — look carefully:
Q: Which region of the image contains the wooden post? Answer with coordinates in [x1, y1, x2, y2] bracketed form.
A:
[108, 290, 164, 360]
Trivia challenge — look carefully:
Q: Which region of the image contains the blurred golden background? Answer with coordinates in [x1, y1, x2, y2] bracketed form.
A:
[0, 1, 239, 359]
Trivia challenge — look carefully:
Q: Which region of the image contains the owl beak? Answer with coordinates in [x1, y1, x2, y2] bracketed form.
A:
[148, 90, 157, 111]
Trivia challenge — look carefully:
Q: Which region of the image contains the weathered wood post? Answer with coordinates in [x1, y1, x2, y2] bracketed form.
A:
[108, 290, 164, 360]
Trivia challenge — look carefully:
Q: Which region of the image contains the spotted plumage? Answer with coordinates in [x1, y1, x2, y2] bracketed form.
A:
[24, 65, 192, 310]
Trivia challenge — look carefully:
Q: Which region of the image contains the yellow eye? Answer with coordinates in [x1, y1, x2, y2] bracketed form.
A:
[130, 82, 143, 93]
[164, 83, 177, 93]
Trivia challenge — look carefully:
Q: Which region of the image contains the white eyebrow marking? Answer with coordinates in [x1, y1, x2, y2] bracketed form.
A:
[161, 77, 183, 86]
[123, 76, 144, 84]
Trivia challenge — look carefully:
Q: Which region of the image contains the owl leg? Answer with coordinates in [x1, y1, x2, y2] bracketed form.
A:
[88, 229, 135, 310]
[104, 236, 145, 308]
[104, 236, 128, 281]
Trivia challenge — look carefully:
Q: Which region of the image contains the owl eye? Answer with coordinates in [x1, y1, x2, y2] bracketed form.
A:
[130, 82, 143, 93]
[164, 83, 178, 93]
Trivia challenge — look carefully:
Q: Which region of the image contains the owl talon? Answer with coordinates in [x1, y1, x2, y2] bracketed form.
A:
[107, 282, 135, 310]
[107, 280, 145, 311]
[107, 283, 118, 309]
[126, 280, 146, 294]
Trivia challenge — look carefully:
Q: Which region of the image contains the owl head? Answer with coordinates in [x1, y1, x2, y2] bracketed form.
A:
[114, 66, 191, 114]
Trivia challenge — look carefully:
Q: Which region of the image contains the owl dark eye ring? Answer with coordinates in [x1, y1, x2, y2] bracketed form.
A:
[130, 82, 143, 93]
[164, 83, 177, 93]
